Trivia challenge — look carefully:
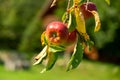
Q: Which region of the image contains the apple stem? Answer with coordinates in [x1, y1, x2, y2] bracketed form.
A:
[87, 0, 89, 3]
[86, 0, 89, 10]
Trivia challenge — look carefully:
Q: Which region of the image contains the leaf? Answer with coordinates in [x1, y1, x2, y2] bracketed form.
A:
[86, 40, 94, 51]
[67, 13, 72, 29]
[105, 0, 110, 5]
[41, 31, 47, 45]
[68, 13, 76, 32]
[87, 40, 94, 46]
[73, 0, 81, 4]
[89, 10, 101, 32]
[33, 46, 48, 65]
[40, 45, 65, 73]
[67, 36, 84, 71]
[41, 52, 58, 73]
[62, 12, 66, 22]
[49, 45, 66, 53]
[62, 12, 76, 32]
[75, 7, 86, 33]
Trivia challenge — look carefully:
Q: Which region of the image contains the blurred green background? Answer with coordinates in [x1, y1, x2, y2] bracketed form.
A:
[0, 0, 120, 80]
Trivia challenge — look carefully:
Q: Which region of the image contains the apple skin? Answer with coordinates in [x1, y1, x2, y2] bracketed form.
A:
[65, 30, 77, 46]
[45, 21, 69, 45]
[80, 2, 97, 19]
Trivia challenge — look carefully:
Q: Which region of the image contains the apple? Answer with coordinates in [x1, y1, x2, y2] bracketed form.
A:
[84, 45, 99, 60]
[65, 30, 77, 46]
[45, 21, 69, 45]
[80, 2, 97, 19]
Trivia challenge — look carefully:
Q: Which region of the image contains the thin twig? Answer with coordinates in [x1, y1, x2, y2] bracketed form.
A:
[50, 0, 57, 7]
[63, 0, 71, 23]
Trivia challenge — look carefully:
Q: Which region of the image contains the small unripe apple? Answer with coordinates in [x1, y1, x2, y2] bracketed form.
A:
[45, 21, 69, 45]
[65, 30, 77, 46]
[80, 2, 97, 19]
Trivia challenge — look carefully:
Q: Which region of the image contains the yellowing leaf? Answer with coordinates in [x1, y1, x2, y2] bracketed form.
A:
[33, 46, 48, 65]
[41, 31, 47, 45]
[89, 10, 101, 32]
[75, 8, 86, 33]
[73, 0, 81, 4]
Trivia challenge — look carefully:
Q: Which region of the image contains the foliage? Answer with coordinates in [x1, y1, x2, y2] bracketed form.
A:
[33, 0, 101, 72]
[0, 0, 120, 66]
[0, 0, 45, 52]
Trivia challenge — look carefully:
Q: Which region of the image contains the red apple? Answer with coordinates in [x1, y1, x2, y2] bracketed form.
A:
[45, 21, 69, 45]
[80, 2, 97, 19]
[65, 30, 77, 46]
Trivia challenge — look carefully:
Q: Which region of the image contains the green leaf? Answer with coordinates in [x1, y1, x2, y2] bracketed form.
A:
[86, 40, 94, 51]
[41, 52, 58, 73]
[49, 45, 66, 53]
[62, 12, 66, 22]
[87, 40, 94, 46]
[68, 13, 76, 32]
[67, 36, 84, 71]
[40, 45, 65, 73]
[105, 0, 110, 5]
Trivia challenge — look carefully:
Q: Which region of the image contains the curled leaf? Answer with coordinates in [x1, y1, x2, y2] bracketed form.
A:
[33, 46, 48, 65]
[41, 31, 47, 45]
[49, 45, 65, 53]
[68, 12, 76, 32]
[41, 52, 58, 73]
[67, 13, 72, 29]
[62, 12, 66, 22]
[89, 10, 101, 32]
[67, 36, 84, 71]
[40, 45, 64, 73]
[75, 7, 86, 33]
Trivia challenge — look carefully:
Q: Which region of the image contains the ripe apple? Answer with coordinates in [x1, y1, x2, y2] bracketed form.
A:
[65, 30, 77, 46]
[80, 2, 97, 19]
[45, 21, 69, 45]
